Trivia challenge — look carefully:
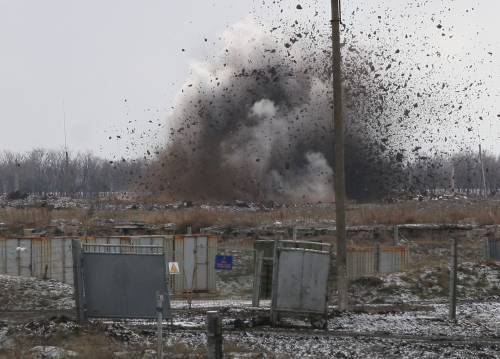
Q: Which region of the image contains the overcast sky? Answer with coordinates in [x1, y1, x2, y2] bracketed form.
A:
[0, 0, 498, 159]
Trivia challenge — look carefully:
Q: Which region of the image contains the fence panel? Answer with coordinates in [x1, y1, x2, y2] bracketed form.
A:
[347, 245, 409, 279]
[0, 236, 175, 286]
[78, 243, 171, 319]
[347, 247, 376, 280]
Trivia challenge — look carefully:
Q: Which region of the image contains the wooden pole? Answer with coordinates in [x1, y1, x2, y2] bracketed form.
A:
[449, 237, 457, 321]
[71, 239, 87, 323]
[252, 251, 263, 307]
[331, 0, 348, 311]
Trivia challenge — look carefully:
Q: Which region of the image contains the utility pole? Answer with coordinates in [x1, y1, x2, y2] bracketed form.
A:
[331, 0, 348, 311]
[448, 237, 457, 322]
[62, 101, 70, 196]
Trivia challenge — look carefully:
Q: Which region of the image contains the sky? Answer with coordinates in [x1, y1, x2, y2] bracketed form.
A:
[0, 0, 498, 159]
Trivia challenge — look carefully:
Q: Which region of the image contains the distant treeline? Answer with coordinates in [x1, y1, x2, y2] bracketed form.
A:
[1, 148, 499, 199]
[0, 149, 148, 196]
[404, 151, 500, 196]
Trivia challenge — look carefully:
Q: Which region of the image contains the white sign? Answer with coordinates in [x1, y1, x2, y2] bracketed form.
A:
[168, 262, 180, 274]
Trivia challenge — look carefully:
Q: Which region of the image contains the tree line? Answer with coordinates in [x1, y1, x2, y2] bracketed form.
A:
[1, 148, 499, 200]
[0, 149, 148, 197]
[400, 151, 500, 196]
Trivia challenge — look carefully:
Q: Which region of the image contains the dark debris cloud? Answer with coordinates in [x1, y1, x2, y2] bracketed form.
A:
[141, 0, 496, 202]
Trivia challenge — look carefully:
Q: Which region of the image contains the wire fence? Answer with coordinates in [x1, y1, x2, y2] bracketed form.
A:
[1, 225, 499, 313]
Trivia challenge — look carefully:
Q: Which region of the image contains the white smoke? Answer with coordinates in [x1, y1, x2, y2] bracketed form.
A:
[250, 99, 277, 118]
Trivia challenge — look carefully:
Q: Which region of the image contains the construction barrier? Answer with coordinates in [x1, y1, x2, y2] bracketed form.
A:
[484, 236, 500, 261]
[0, 235, 219, 295]
[347, 245, 410, 280]
[0, 236, 175, 286]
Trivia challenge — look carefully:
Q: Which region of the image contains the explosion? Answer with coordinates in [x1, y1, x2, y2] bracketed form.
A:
[148, 2, 485, 202]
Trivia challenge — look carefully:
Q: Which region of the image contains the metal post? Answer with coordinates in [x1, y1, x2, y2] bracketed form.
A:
[71, 239, 87, 323]
[156, 291, 164, 359]
[393, 226, 399, 246]
[252, 251, 263, 307]
[331, 0, 348, 312]
[62, 238, 66, 283]
[16, 239, 20, 276]
[206, 311, 223, 359]
[449, 237, 457, 321]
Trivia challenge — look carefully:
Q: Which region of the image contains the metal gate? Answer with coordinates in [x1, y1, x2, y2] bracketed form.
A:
[270, 241, 330, 326]
[73, 241, 171, 321]
[173, 234, 217, 293]
[183, 236, 208, 290]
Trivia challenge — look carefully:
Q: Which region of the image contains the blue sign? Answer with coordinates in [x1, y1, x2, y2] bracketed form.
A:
[215, 255, 233, 270]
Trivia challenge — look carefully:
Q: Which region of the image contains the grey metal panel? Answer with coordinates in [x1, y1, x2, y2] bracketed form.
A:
[379, 248, 407, 273]
[6, 239, 18, 275]
[195, 236, 208, 290]
[301, 251, 329, 311]
[164, 237, 174, 263]
[163, 237, 174, 292]
[276, 250, 303, 309]
[274, 248, 329, 315]
[132, 237, 149, 246]
[0, 240, 6, 274]
[108, 237, 121, 246]
[207, 237, 217, 292]
[82, 252, 170, 319]
[151, 237, 163, 247]
[31, 239, 44, 278]
[492, 238, 500, 260]
[51, 238, 64, 282]
[18, 239, 32, 277]
[378, 250, 393, 273]
[64, 239, 74, 284]
[96, 237, 109, 247]
[183, 237, 196, 290]
[174, 237, 184, 292]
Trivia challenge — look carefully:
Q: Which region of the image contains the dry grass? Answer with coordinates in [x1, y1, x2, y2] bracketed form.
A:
[1, 325, 256, 358]
[1, 199, 500, 231]
[350, 200, 500, 225]
[4, 333, 144, 359]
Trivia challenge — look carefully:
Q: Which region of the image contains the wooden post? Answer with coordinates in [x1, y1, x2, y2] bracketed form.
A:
[71, 239, 87, 323]
[449, 237, 458, 322]
[252, 251, 263, 307]
[156, 291, 164, 359]
[270, 239, 280, 326]
[206, 311, 223, 359]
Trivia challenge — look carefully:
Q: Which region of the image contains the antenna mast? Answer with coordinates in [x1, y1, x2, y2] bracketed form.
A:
[62, 101, 70, 194]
